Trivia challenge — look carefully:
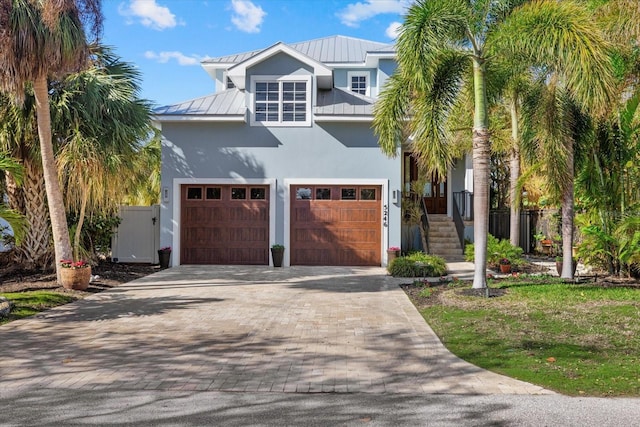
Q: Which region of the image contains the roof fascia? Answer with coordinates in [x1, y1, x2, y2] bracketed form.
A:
[227, 42, 333, 90]
[313, 115, 373, 123]
[154, 115, 246, 123]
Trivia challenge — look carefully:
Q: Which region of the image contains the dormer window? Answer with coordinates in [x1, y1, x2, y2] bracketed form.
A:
[226, 76, 235, 89]
[348, 71, 369, 96]
[250, 75, 311, 126]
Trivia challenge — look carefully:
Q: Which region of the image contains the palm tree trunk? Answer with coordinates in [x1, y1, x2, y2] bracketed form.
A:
[17, 159, 53, 268]
[74, 186, 89, 261]
[4, 173, 25, 214]
[32, 75, 72, 281]
[472, 58, 490, 289]
[509, 99, 521, 248]
[561, 143, 574, 279]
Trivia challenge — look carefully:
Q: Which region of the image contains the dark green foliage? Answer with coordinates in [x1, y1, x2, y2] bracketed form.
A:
[67, 212, 121, 257]
[465, 234, 524, 266]
[388, 252, 447, 277]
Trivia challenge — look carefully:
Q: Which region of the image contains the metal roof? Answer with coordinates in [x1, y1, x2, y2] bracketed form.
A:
[202, 35, 393, 66]
[314, 88, 375, 116]
[154, 90, 245, 117]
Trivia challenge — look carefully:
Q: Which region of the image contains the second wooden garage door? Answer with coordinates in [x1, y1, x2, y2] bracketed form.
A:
[290, 185, 381, 266]
[181, 184, 269, 265]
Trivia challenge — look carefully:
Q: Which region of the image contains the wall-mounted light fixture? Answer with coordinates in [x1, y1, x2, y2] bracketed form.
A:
[392, 189, 401, 204]
[162, 187, 170, 203]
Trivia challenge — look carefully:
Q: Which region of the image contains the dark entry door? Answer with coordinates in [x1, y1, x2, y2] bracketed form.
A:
[422, 176, 447, 214]
[404, 153, 447, 214]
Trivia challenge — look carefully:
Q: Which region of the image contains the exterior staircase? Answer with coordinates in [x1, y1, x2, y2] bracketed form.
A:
[428, 214, 465, 262]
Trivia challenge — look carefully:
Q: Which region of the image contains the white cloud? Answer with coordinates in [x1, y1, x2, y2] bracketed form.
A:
[119, 0, 180, 30]
[337, 0, 409, 28]
[230, 0, 266, 33]
[385, 21, 401, 39]
[144, 51, 202, 66]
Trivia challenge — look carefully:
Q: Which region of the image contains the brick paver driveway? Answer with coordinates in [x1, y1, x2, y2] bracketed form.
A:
[0, 266, 550, 395]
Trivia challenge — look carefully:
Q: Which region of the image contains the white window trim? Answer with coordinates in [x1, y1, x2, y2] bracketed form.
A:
[283, 178, 389, 267]
[249, 75, 312, 127]
[347, 71, 369, 97]
[171, 178, 277, 267]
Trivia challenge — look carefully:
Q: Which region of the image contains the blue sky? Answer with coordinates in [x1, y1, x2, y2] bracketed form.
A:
[102, 0, 410, 107]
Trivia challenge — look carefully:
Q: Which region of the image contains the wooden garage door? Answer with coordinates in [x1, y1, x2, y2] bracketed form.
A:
[181, 185, 269, 265]
[291, 185, 381, 266]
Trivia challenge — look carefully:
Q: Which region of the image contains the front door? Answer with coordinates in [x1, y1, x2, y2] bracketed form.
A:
[404, 153, 448, 214]
[422, 176, 447, 214]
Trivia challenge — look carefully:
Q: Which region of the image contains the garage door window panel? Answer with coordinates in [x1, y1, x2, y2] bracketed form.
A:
[206, 187, 221, 200]
[187, 187, 203, 200]
[316, 188, 331, 200]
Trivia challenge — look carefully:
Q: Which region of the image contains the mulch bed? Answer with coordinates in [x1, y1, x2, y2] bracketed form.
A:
[0, 261, 158, 294]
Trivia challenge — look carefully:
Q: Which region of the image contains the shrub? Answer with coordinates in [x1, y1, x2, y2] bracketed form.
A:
[464, 234, 524, 267]
[388, 252, 447, 277]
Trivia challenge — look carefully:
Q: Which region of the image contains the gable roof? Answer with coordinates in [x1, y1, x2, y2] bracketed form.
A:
[154, 90, 245, 122]
[226, 42, 333, 90]
[202, 35, 394, 67]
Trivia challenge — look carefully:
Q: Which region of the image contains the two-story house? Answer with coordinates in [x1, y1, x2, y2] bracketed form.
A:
[154, 35, 473, 267]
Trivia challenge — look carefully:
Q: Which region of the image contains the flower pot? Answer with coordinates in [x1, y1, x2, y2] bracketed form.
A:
[271, 247, 284, 267]
[158, 250, 171, 269]
[60, 266, 91, 291]
[500, 264, 511, 274]
[387, 249, 400, 264]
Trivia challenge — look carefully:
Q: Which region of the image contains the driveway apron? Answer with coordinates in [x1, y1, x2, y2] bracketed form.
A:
[0, 266, 551, 395]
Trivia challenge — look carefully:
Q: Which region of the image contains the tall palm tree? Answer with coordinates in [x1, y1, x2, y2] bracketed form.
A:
[374, 0, 614, 288]
[53, 46, 154, 259]
[0, 90, 53, 267]
[0, 0, 102, 281]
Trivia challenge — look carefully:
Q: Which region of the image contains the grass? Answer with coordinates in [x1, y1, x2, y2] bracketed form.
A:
[417, 275, 640, 396]
[0, 291, 78, 325]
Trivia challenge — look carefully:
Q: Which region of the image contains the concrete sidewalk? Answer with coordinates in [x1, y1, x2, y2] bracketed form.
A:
[0, 265, 549, 395]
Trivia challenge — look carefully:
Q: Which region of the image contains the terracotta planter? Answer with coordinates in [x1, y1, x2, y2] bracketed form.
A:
[60, 266, 91, 291]
[499, 264, 511, 274]
[158, 250, 171, 269]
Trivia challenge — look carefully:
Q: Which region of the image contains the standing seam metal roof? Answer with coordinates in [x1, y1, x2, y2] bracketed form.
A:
[202, 35, 393, 65]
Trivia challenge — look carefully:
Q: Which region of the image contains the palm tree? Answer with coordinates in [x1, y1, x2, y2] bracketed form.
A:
[53, 46, 154, 260]
[374, 0, 614, 288]
[0, 90, 53, 267]
[0, 0, 102, 281]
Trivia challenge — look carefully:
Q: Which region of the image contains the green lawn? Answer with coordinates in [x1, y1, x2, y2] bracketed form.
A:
[416, 275, 640, 396]
[0, 291, 78, 325]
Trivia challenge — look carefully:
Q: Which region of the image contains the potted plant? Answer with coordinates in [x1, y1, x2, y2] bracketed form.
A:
[158, 246, 172, 269]
[271, 244, 285, 267]
[387, 246, 401, 264]
[499, 258, 511, 274]
[59, 259, 92, 290]
[539, 236, 553, 255]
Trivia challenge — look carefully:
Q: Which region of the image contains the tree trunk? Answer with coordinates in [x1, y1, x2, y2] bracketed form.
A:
[16, 159, 53, 269]
[4, 173, 25, 214]
[32, 75, 72, 282]
[74, 186, 89, 261]
[472, 58, 490, 289]
[561, 142, 574, 279]
[509, 99, 521, 248]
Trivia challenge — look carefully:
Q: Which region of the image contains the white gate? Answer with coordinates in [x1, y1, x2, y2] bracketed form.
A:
[111, 205, 160, 263]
